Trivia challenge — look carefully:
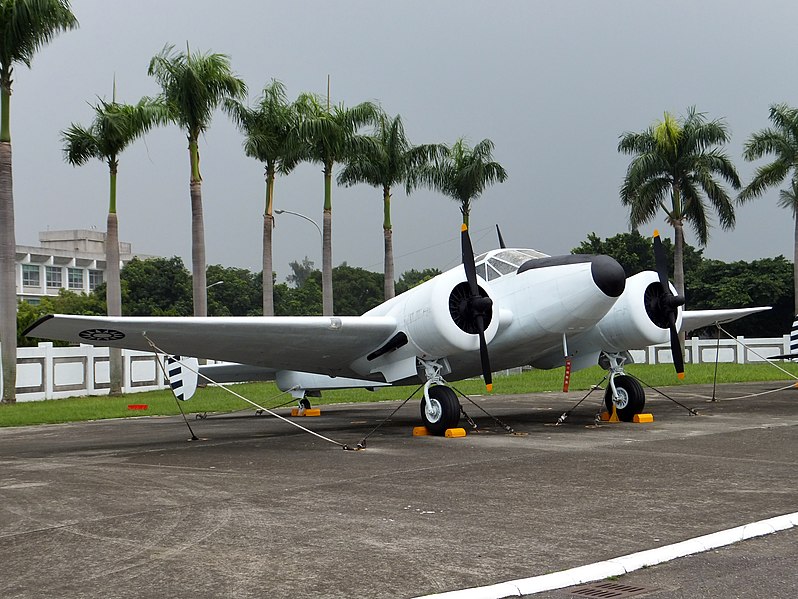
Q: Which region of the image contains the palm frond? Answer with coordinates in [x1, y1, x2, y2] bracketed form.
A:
[148, 43, 246, 138]
[0, 0, 78, 72]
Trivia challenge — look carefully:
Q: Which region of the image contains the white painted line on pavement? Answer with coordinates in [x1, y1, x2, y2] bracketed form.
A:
[414, 512, 798, 599]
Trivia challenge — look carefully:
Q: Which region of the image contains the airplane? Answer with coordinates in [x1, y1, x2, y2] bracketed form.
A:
[768, 315, 798, 360]
[24, 227, 769, 434]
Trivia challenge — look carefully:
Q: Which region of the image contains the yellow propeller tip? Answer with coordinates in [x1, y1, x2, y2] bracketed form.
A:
[677, 372, 685, 380]
[461, 223, 468, 232]
[653, 229, 660, 238]
[486, 383, 493, 392]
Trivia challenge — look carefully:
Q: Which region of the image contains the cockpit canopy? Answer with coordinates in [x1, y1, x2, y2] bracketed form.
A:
[474, 248, 548, 281]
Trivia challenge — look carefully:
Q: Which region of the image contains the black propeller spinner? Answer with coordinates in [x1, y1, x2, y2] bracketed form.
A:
[649, 230, 687, 378]
[456, 224, 494, 391]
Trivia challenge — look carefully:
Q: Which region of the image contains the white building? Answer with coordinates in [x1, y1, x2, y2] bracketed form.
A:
[16, 230, 145, 303]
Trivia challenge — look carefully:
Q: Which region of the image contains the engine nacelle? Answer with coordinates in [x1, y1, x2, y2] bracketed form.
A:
[575, 271, 683, 353]
[397, 267, 499, 359]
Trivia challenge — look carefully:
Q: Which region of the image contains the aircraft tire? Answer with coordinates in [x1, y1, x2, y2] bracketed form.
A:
[299, 397, 311, 410]
[604, 375, 645, 422]
[420, 385, 460, 435]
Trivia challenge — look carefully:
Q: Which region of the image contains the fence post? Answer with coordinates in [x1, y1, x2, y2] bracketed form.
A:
[737, 337, 745, 364]
[42, 342, 54, 399]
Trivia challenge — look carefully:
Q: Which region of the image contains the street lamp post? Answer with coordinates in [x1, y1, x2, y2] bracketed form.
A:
[274, 209, 330, 315]
[274, 209, 322, 243]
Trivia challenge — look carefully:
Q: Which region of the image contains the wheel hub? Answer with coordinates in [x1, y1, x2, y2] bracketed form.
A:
[424, 398, 442, 423]
[613, 387, 629, 409]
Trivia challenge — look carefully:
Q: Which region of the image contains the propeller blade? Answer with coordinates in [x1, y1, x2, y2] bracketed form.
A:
[461, 224, 493, 391]
[479, 329, 493, 391]
[653, 230, 686, 379]
[652, 229, 669, 287]
[669, 324, 685, 378]
[461, 224, 479, 296]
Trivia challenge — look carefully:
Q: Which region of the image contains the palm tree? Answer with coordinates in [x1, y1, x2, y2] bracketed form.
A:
[0, 0, 77, 403]
[61, 91, 164, 394]
[338, 111, 444, 299]
[412, 137, 507, 227]
[739, 103, 798, 314]
[285, 93, 378, 315]
[618, 107, 741, 297]
[148, 44, 246, 317]
[224, 80, 295, 315]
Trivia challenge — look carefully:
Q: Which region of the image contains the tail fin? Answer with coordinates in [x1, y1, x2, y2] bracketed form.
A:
[165, 356, 199, 401]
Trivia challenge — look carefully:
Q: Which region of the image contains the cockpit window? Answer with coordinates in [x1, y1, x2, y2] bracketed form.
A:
[475, 248, 548, 280]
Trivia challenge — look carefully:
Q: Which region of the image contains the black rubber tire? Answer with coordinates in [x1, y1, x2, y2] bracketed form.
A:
[298, 397, 311, 410]
[420, 386, 460, 435]
[604, 375, 645, 422]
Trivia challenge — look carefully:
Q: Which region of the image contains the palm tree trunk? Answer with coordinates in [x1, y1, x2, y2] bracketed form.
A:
[106, 209, 123, 396]
[383, 186, 395, 300]
[189, 139, 207, 317]
[793, 214, 798, 316]
[190, 179, 207, 316]
[263, 213, 274, 316]
[322, 163, 333, 316]
[0, 140, 16, 403]
[262, 168, 275, 316]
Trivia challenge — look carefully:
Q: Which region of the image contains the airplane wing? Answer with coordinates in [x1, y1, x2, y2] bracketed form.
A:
[24, 314, 398, 380]
[680, 307, 771, 333]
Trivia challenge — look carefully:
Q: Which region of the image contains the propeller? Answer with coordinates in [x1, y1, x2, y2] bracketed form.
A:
[460, 224, 494, 391]
[651, 230, 686, 379]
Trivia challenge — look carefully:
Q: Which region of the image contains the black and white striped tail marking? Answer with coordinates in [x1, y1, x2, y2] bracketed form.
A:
[166, 356, 189, 400]
[791, 315, 798, 356]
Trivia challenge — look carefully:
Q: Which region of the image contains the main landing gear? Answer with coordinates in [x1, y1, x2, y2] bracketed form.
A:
[418, 359, 462, 435]
[602, 352, 646, 422]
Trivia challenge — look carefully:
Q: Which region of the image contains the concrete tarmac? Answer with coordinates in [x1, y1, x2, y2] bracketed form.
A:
[1, 381, 796, 598]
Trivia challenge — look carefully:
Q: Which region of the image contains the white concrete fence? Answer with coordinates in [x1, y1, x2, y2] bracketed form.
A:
[0, 335, 793, 402]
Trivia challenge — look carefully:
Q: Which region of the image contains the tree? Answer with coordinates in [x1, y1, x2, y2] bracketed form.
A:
[148, 44, 246, 317]
[285, 93, 378, 315]
[61, 91, 163, 394]
[685, 257, 793, 337]
[338, 110, 444, 299]
[286, 256, 315, 288]
[571, 230, 703, 278]
[329, 263, 383, 315]
[739, 104, 798, 315]
[618, 107, 742, 298]
[412, 137, 507, 227]
[206, 264, 261, 316]
[0, 0, 77, 402]
[395, 268, 441, 294]
[119, 257, 192, 316]
[225, 80, 296, 315]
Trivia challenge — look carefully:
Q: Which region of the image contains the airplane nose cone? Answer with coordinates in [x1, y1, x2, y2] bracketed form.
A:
[591, 255, 626, 297]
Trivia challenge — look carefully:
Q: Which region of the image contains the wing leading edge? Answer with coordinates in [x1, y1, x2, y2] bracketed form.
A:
[680, 307, 771, 333]
[25, 314, 399, 380]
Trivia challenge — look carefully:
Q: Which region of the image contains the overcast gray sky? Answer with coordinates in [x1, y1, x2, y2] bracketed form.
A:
[11, 0, 798, 281]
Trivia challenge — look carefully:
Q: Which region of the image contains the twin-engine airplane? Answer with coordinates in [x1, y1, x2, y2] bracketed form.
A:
[25, 227, 767, 434]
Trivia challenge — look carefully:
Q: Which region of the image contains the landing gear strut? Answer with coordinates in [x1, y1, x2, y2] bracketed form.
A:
[602, 352, 646, 422]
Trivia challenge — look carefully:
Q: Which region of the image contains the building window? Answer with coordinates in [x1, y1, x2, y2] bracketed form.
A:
[22, 264, 40, 287]
[46, 266, 63, 289]
[88, 269, 103, 290]
[68, 268, 84, 290]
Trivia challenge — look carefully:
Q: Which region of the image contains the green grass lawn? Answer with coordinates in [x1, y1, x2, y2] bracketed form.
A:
[1, 361, 796, 428]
